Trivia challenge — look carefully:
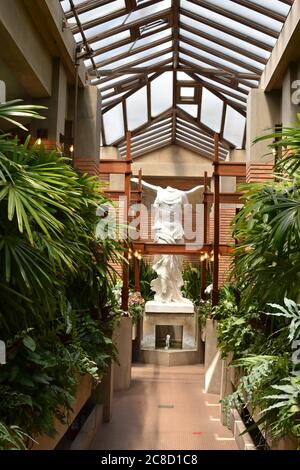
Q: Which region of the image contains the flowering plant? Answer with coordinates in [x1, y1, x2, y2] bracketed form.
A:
[128, 291, 145, 324]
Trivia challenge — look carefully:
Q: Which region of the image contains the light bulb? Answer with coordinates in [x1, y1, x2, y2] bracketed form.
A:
[134, 250, 139, 258]
[37, 138, 42, 145]
[70, 145, 74, 153]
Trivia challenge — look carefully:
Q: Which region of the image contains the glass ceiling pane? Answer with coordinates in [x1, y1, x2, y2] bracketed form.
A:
[100, 41, 172, 69]
[89, 31, 130, 50]
[126, 86, 148, 131]
[201, 88, 223, 132]
[247, 0, 290, 16]
[180, 40, 255, 73]
[103, 103, 124, 145]
[76, 1, 126, 24]
[180, 15, 270, 60]
[180, 30, 265, 71]
[181, 0, 276, 47]
[95, 29, 171, 64]
[178, 104, 198, 118]
[223, 106, 246, 148]
[151, 72, 173, 117]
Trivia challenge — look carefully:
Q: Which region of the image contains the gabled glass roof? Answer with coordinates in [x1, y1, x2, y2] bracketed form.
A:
[60, 0, 293, 158]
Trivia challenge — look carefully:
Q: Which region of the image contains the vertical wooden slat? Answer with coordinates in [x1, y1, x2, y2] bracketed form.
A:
[121, 131, 131, 311]
[212, 133, 220, 306]
[201, 170, 208, 299]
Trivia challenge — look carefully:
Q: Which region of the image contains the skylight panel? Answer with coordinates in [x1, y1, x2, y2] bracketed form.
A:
[126, 86, 148, 131]
[200, 88, 223, 132]
[180, 30, 265, 71]
[180, 14, 270, 60]
[223, 106, 246, 148]
[178, 104, 198, 118]
[100, 42, 172, 70]
[103, 103, 124, 145]
[89, 31, 130, 51]
[181, 0, 276, 47]
[77, 1, 126, 24]
[151, 72, 173, 117]
[125, 0, 171, 23]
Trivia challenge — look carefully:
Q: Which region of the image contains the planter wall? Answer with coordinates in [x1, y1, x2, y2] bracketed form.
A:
[204, 319, 222, 394]
[31, 374, 93, 450]
[113, 316, 132, 391]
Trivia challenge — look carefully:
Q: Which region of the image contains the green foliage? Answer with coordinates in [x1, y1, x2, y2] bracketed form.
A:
[0, 128, 123, 447]
[182, 263, 202, 306]
[253, 114, 300, 175]
[129, 259, 156, 301]
[0, 99, 46, 131]
[0, 422, 31, 450]
[231, 179, 300, 309]
[218, 120, 300, 447]
[266, 298, 300, 343]
[213, 285, 262, 359]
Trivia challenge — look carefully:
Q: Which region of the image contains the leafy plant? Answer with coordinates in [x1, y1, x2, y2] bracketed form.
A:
[0, 422, 31, 450]
[253, 114, 300, 175]
[0, 99, 46, 131]
[182, 263, 202, 306]
[129, 259, 156, 302]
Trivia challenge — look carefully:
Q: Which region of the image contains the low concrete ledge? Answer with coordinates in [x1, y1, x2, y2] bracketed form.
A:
[141, 348, 200, 366]
[70, 404, 103, 450]
[229, 409, 256, 451]
[31, 374, 94, 450]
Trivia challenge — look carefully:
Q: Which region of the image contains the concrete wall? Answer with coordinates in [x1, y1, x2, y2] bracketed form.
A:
[132, 144, 214, 177]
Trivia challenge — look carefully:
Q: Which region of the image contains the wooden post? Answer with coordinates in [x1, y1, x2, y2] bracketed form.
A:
[134, 168, 142, 292]
[201, 171, 209, 299]
[121, 132, 131, 312]
[212, 134, 220, 306]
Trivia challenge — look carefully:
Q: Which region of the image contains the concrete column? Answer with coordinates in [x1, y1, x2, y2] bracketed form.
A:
[204, 319, 222, 395]
[282, 62, 300, 127]
[75, 85, 101, 163]
[113, 317, 132, 391]
[31, 58, 67, 143]
[246, 88, 281, 164]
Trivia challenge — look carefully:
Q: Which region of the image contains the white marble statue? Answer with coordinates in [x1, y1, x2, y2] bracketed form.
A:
[165, 334, 171, 350]
[131, 179, 203, 304]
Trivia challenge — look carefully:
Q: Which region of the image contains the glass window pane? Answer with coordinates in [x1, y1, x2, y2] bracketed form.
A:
[151, 72, 173, 117]
[103, 104, 124, 145]
[126, 86, 148, 131]
[178, 104, 198, 118]
[223, 106, 246, 148]
[200, 88, 223, 132]
[181, 87, 194, 98]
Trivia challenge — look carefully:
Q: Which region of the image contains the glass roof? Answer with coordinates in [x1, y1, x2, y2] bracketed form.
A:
[60, 0, 293, 158]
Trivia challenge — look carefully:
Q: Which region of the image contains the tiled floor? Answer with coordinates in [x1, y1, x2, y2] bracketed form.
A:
[89, 364, 238, 450]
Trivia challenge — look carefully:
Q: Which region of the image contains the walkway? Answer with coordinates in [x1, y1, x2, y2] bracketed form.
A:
[90, 364, 237, 450]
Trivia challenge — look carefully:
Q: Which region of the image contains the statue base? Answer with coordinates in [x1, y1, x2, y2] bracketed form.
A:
[141, 300, 201, 366]
[145, 300, 194, 314]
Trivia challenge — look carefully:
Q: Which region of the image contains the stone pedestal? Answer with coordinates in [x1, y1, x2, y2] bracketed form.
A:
[141, 301, 201, 366]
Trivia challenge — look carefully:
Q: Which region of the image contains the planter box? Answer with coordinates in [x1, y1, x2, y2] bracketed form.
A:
[31, 374, 94, 450]
[113, 316, 132, 391]
[204, 319, 222, 394]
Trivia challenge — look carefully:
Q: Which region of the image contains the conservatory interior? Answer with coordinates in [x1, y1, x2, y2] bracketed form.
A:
[0, 0, 300, 452]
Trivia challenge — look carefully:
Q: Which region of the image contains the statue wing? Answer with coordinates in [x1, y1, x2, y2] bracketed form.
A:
[131, 177, 160, 193]
[185, 185, 204, 204]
